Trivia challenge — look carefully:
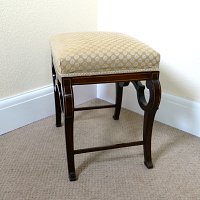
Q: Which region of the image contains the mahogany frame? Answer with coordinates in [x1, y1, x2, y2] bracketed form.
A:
[52, 62, 161, 181]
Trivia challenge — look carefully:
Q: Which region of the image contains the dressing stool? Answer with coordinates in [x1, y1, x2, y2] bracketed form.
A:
[50, 32, 161, 181]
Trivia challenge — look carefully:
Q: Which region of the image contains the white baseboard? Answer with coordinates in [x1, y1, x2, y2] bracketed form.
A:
[1, 83, 200, 137]
[0, 84, 96, 135]
[97, 83, 200, 137]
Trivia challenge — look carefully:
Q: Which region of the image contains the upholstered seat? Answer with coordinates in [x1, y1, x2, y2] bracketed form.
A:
[50, 31, 161, 181]
[50, 32, 160, 77]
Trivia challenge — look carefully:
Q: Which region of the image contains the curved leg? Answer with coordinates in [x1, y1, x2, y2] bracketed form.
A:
[63, 79, 76, 181]
[143, 109, 157, 168]
[52, 61, 61, 127]
[113, 82, 129, 120]
[132, 79, 161, 169]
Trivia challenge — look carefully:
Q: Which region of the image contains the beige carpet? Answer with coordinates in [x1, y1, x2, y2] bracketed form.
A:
[0, 99, 200, 200]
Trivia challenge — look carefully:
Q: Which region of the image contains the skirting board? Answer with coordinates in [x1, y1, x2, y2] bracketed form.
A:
[0, 84, 96, 135]
[97, 83, 200, 137]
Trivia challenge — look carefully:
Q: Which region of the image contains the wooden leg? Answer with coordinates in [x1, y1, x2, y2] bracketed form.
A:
[143, 109, 157, 168]
[113, 82, 129, 120]
[52, 62, 61, 127]
[132, 79, 161, 169]
[63, 79, 76, 181]
[113, 83, 123, 120]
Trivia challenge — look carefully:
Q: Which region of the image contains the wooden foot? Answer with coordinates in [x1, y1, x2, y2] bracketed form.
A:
[144, 160, 153, 169]
[69, 172, 77, 181]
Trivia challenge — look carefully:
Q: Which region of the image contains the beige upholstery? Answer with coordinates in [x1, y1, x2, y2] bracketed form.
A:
[50, 32, 160, 77]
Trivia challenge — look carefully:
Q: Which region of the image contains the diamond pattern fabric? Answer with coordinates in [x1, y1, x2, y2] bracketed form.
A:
[50, 32, 160, 77]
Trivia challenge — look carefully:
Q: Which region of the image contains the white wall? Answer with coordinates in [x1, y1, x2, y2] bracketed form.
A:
[0, 0, 97, 99]
[0, 0, 97, 135]
[97, 0, 200, 136]
[98, 0, 200, 102]
[1, 0, 200, 136]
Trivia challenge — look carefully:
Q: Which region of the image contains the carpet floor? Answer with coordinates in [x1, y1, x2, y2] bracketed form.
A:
[0, 99, 200, 200]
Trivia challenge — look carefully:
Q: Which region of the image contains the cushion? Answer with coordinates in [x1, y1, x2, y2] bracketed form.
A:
[50, 32, 160, 77]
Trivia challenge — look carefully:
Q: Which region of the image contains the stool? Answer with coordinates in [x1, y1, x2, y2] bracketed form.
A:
[50, 32, 161, 181]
